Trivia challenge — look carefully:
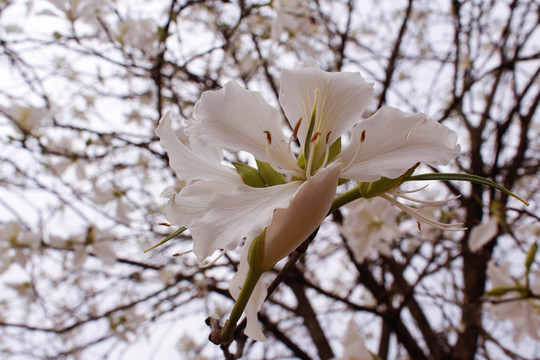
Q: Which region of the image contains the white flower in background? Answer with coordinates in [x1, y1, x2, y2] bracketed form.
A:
[272, 0, 319, 43]
[333, 318, 374, 360]
[486, 260, 540, 342]
[469, 217, 499, 252]
[44, 0, 107, 24]
[0, 105, 49, 137]
[341, 197, 398, 263]
[156, 67, 461, 340]
[115, 18, 157, 51]
[91, 181, 135, 224]
[51, 226, 117, 268]
[0, 221, 40, 270]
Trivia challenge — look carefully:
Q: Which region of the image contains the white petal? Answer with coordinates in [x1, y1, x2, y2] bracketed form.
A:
[486, 260, 514, 288]
[279, 67, 373, 151]
[189, 181, 302, 260]
[341, 197, 398, 263]
[229, 240, 268, 341]
[261, 162, 342, 270]
[342, 319, 372, 360]
[468, 217, 499, 252]
[164, 181, 235, 226]
[341, 106, 460, 181]
[156, 113, 242, 184]
[93, 241, 117, 265]
[187, 81, 297, 171]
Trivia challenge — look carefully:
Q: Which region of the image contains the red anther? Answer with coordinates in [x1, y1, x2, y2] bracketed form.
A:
[325, 131, 332, 144]
[311, 131, 321, 143]
[360, 130, 366, 143]
[292, 117, 302, 140]
[417, 221, 422, 231]
[264, 130, 272, 144]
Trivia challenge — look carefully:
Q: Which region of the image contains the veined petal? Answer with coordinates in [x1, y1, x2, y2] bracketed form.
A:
[229, 240, 268, 341]
[156, 113, 242, 184]
[187, 81, 297, 171]
[341, 106, 460, 181]
[261, 161, 342, 270]
[164, 181, 235, 226]
[190, 181, 303, 261]
[279, 67, 373, 151]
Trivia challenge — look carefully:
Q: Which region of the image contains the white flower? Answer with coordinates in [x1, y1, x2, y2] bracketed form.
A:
[341, 197, 398, 263]
[486, 260, 540, 343]
[156, 67, 461, 340]
[333, 318, 373, 360]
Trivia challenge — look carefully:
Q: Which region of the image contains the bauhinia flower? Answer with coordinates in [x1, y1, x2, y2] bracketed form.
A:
[341, 197, 398, 263]
[156, 67, 461, 342]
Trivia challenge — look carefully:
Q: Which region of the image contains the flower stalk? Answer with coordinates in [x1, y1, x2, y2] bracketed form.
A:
[219, 265, 263, 343]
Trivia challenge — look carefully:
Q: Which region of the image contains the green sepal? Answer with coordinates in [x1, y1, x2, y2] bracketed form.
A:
[327, 137, 341, 164]
[485, 285, 526, 297]
[144, 226, 187, 253]
[247, 228, 267, 272]
[233, 162, 266, 188]
[525, 241, 538, 277]
[256, 160, 285, 185]
[338, 177, 349, 185]
[406, 173, 529, 206]
[358, 163, 419, 199]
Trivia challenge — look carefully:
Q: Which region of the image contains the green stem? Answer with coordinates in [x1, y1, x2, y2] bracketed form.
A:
[220, 265, 263, 343]
[407, 173, 529, 206]
[328, 185, 362, 214]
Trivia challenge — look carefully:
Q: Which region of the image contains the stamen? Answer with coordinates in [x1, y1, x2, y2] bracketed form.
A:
[292, 117, 302, 140]
[263, 130, 272, 144]
[311, 131, 321, 143]
[199, 249, 227, 268]
[341, 129, 366, 174]
[264, 134, 305, 178]
[390, 189, 462, 205]
[380, 193, 466, 231]
[173, 249, 193, 257]
[325, 131, 332, 144]
[417, 222, 422, 231]
[287, 117, 303, 157]
[318, 132, 332, 170]
[394, 184, 430, 194]
[159, 222, 171, 227]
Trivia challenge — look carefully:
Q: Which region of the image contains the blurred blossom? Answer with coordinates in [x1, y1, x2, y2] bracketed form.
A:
[468, 217, 499, 252]
[0, 105, 50, 137]
[486, 260, 540, 342]
[341, 197, 397, 263]
[333, 318, 373, 360]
